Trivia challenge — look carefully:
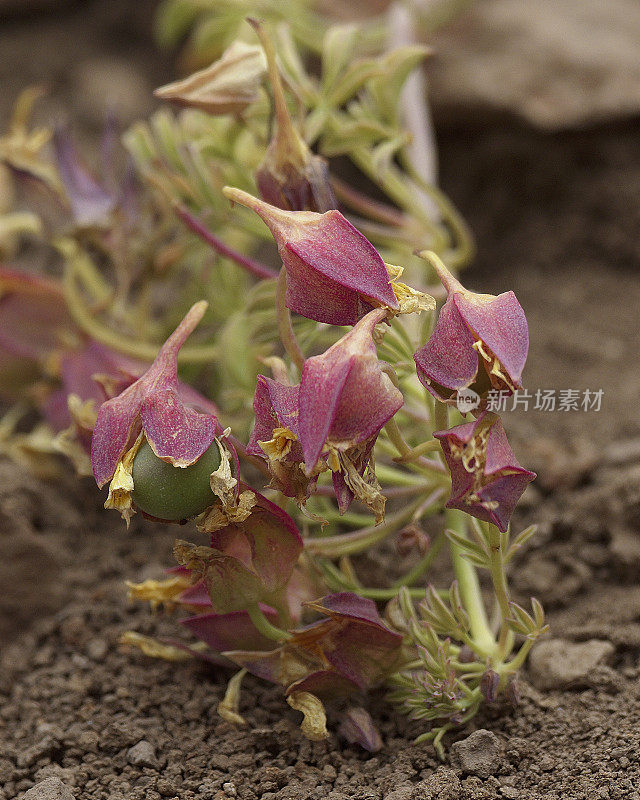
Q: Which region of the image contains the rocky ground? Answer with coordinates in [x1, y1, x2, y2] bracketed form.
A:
[2, 2, 640, 799]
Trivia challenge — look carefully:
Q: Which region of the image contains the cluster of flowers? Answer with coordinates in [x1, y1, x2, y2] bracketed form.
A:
[0, 23, 539, 752]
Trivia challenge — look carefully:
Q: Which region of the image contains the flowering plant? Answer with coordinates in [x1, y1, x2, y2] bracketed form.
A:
[0, 13, 544, 757]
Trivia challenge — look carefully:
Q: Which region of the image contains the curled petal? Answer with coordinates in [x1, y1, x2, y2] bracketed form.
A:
[286, 691, 329, 741]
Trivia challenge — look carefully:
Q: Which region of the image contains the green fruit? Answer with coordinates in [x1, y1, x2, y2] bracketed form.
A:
[131, 439, 222, 521]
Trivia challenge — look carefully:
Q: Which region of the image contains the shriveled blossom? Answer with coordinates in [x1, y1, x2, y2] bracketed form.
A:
[434, 411, 536, 532]
[414, 255, 529, 403]
[173, 490, 303, 613]
[154, 40, 267, 115]
[91, 302, 223, 522]
[299, 307, 403, 520]
[246, 375, 317, 505]
[223, 187, 400, 325]
[226, 592, 403, 697]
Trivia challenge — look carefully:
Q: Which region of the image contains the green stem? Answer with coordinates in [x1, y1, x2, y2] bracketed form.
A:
[393, 438, 441, 463]
[305, 498, 423, 557]
[61, 244, 220, 365]
[247, 604, 291, 642]
[503, 636, 535, 674]
[276, 267, 305, 372]
[446, 510, 494, 654]
[433, 400, 449, 433]
[485, 523, 512, 658]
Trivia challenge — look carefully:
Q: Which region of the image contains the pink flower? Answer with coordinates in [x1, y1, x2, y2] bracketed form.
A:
[223, 187, 399, 325]
[414, 257, 528, 403]
[299, 308, 403, 518]
[434, 412, 536, 532]
[91, 302, 219, 488]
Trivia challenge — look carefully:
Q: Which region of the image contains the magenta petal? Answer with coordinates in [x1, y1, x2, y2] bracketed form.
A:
[181, 606, 279, 652]
[329, 357, 402, 445]
[473, 473, 536, 532]
[455, 291, 528, 387]
[224, 649, 282, 684]
[306, 592, 390, 630]
[287, 211, 398, 313]
[284, 247, 376, 326]
[414, 296, 478, 399]
[91, 380, 147, 487]
[91, 301, 216, 486]
[299, 308, 402, 472]
[299, 358, 351, 472]
[140, 387, 218, 466]
[246, 376, 301, 456]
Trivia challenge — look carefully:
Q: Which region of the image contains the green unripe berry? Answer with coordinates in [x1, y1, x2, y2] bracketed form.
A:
[131, 439, 222, 521]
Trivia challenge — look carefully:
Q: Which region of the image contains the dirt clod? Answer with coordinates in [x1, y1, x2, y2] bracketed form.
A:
[450, 730, 503, 779]
[22, 778, 74, 800]
[528, 639, 615, 690]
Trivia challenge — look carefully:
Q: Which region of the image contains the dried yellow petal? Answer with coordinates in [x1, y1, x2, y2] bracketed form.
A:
[286, 691, 329, 742]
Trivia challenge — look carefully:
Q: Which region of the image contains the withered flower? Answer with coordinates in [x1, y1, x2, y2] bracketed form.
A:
[434, 412, 536, 532]
[154, 40, 267, 116]
[249, 20, 336, 212]
[226, 592, 403, 697]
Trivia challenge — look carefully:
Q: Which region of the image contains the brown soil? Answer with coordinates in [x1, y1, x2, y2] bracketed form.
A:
[2, 2, 640, 799]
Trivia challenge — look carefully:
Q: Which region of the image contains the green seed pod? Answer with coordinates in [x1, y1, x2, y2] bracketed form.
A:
[131, 439, 222, 521]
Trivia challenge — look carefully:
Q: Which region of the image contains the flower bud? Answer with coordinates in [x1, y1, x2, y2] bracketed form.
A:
[414, 254, 528, 403]
[434, 411, 536, 532]
[250, 20, 336, 212]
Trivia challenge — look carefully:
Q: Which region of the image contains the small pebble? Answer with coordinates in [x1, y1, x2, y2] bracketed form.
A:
[126, 740, 158, 769]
